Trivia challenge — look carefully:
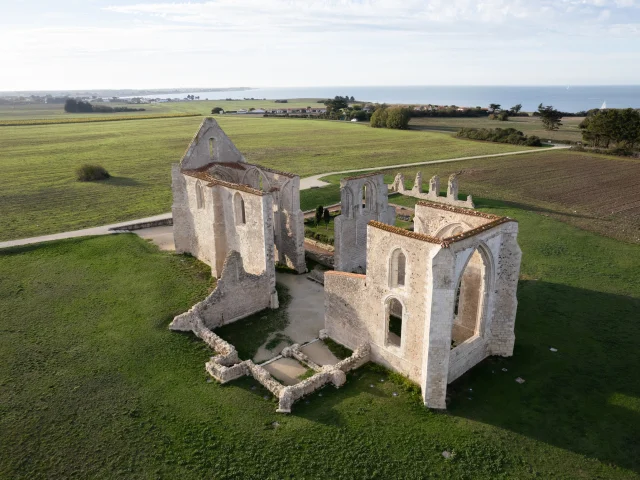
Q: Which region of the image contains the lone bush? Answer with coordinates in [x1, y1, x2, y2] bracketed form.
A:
[76, 164, 110, 182]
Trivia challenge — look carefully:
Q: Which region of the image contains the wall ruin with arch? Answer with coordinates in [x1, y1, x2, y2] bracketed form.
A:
[333, 172, 396, 273]
[172, 117, 306, 275]
[324, 202, 522, 409]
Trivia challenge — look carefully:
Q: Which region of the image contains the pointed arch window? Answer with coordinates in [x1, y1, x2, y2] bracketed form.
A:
[234, 192, 246, 225]
[196, 181, 205, 209]
[389, 248, 407, 288]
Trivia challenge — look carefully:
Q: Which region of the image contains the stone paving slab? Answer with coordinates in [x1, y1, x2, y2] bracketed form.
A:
[301, 341, 339, 366]
[263, 358, 309, 386]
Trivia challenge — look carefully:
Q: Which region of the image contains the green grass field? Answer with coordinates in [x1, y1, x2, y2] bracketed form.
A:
[0, 99, 326, 120]
[1, 198, 639, 478]
[410, 115, 585, 143]
[0, 116, 531, 241]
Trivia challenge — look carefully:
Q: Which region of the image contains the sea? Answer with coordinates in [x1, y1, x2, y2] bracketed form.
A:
[134, 85, 640, 113]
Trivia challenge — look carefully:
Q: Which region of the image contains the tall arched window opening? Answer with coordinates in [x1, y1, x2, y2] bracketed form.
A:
[234, 193, 246, 225]
[389, 249, 407, 288]
[209, 138, 215, 159]
[451, 248, 488, 348]
[196, 181, 205, 209]
[386, 298, 403, 347]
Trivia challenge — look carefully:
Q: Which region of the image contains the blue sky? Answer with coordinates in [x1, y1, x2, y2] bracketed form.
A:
[1, 0, 640, 91]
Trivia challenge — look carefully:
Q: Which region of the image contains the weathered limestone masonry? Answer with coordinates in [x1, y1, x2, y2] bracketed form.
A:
[334, 173, 396, 272]
[170, 250, 277, 331]
[172, 117, 306, 274]
[324, 201, 521, 409]
[171, 309, 371, 412]
[390, 172, 475, 209]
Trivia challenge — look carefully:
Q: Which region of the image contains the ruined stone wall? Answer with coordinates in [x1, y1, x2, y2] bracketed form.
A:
[180, 117, 247, 170]
[205, 162, 306, 273]
[390, 173, 475, 209]
[334, 173, 396, 273]
[325, 214, 522, 410]
[414, 201, 497, 238]
[170, 250, 277, 330]
[171, 165, 216, 266]
[325, 226, 440, 384]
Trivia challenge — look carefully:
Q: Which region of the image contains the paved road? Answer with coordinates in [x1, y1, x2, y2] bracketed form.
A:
[0, 146, 569, 250]
[0, 213, 172, 250]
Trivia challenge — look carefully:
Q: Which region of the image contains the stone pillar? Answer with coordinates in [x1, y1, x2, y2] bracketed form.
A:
[421, 249, 455, 409]
[447, 174, 459, 201]
[429, 175, 440, 196]
[413, 172, 423, 193]
[489, 227, 522, 356]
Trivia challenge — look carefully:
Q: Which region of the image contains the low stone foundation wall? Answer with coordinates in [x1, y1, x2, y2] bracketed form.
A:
[173, 315, 372, 413]
[275, 343, 371, 413]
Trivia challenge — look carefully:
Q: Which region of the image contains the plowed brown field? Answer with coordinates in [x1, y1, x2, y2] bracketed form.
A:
[387, 150, 640, 244]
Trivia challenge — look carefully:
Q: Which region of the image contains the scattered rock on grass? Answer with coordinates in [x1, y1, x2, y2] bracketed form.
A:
[515, 377, 525, 384]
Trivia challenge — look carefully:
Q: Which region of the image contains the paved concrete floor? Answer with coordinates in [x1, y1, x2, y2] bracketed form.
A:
[301, 341, 339, 366]
[263, 358, 309, 386]
[254, 272, 326, 362]
[134, 225, 175, 251]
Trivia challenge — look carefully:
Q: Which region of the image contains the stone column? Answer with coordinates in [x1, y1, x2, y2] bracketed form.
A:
[447, 174, 459, 201]
[489, 226, 522, 357]
[421, 248, 456, 409]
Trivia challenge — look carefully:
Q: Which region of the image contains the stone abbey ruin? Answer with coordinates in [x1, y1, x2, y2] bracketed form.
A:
[170, 118, 522, 412]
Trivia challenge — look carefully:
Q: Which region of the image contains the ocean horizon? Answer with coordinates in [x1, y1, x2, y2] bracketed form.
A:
[135, 85, 640, 113]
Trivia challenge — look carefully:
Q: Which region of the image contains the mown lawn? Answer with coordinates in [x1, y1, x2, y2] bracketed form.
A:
[410, 115, 585, 143]
[1, 202, 639, 478]
[0, 116, 530, 241]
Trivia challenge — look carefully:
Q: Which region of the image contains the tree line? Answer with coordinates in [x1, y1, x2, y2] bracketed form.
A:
[64, 99, 145, 113]
[579, 108, 640, 153]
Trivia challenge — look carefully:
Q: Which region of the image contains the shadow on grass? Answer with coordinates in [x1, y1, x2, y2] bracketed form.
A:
[475, 197, 597, 220]
[448, 280, 640, 473]
[106, 176, 141, 187]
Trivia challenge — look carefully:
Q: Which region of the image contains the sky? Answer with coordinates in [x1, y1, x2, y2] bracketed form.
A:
[1, 0, 640, 91]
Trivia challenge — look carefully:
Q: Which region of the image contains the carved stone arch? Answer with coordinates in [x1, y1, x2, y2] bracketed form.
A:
[451, 242, 495, 347]
[435, 222, 469, 238]
[361, 180, 378, 212]
[241, 167, 271, 191]
[208, 165, 235, 183]
[388, 247, 408, 288]
[382, 295, 406, 349]
[343, 187, 355, 218]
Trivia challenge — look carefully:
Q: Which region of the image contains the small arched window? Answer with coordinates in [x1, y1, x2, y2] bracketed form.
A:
[234, 192, 246, 225]
[196, 181, 205, 209]
[389, 249, 407, 288]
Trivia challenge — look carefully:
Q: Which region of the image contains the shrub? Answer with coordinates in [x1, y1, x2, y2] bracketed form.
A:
[370, 107, 388, 128]
[385, 107, 411, 129]
[76, 164, 110, 182]
[456, 127, 541, 146]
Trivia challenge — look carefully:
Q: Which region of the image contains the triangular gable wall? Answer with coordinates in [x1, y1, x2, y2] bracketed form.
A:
[180, 117, 247, 170]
